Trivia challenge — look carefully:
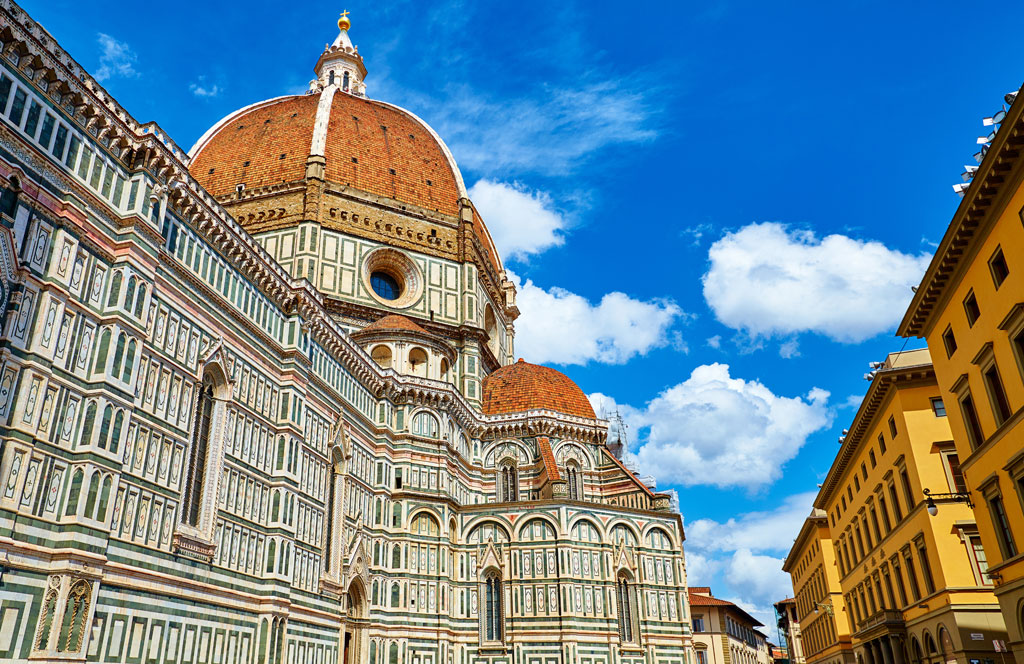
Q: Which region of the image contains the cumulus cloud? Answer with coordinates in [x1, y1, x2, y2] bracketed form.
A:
[589, 365, 831, 490]
[702, 222, 931, 344]
[189, 76, 222, 98]
[511, 272, 682, 366]
[95, 34, 138, 82]
[727, 550, 793, 605]
[468, 180, 566, 261]
[684, 493, 818, 627]
[687, 491, 817, 553]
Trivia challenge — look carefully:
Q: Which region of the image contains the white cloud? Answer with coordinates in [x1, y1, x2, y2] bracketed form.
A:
[703, 222, 931, 344]
[687, 492, 817, 553]
[589, 365, 831, 490]
[683, 551, 721, 585]
[95, 34, 138, 82]
[726, 549, 793, 608]
[779, 339, 800, 359]
[468, 180, 566, 261]
[706, 335, 722, 349]
[189, 76, 222, 98]
[511, 272, 682, 366]
[684, 493, 818, 628]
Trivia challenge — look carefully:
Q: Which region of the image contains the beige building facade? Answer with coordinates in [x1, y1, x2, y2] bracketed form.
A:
[691, 587, 772, 664]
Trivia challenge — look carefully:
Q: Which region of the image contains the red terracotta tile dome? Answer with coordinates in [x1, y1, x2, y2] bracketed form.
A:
[188, 91, 466, 217]
[354, 314, 429, 335]
[481, 359, 596, 419]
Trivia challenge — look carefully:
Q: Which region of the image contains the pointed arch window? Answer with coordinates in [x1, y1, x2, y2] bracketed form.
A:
[183, 373, 215, 526]
[498, 460, 518, 502]
[566, 461, 582, 501]
[343, 71, 350, 91]
[617, 571, 638, 643]
[483, 570, 503, 642]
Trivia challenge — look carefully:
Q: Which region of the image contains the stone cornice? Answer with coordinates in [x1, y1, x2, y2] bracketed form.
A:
[814, 361, 936, 510]
[899, 87, 1024, 337]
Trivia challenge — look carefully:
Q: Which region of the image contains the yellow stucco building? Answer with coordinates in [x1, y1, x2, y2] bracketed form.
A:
[899, 86, 1024, 664]
[784, 509, 856, 664]
[801, 349, 1006, 664]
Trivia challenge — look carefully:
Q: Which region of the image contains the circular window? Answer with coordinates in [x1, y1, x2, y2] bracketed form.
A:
[371, 271, 401, 300]
[361, 248, 423, 309]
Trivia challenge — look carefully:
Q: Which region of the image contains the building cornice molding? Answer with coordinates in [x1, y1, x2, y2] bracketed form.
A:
[814, 362, 936, 510]
[899, 88, 1024, 338]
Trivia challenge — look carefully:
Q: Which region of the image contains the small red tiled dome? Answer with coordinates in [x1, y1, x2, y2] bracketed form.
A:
[481, 359, 595, 419]
[354, 314, 429, 335]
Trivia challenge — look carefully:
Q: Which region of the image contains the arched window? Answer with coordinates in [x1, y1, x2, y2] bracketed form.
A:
[56, 579, 91, 653]
[134, 284, 146, 318]
[94, 329, 111, 373]
[371, 345, 393, 370]
[122, 339, 136, 382]
[617, 571, 637, 643]
[566, 461, 582, 500]
[83, 471, 99, 518]
[80, 401, 96, 448]
[411, 512, 440, 535]
[107, 271, 122, 307]
[97, 475, 112, 522]
[411, 411, 439, 438]
[440, 358, 450, 382]
[111, 332, 126, 377]
[109, 410, 124, 454]
[483, 570, 503, 642]
[183, 373, 216, 526]
[65, 469, 84, 517]
[408, 348, 428, 377]
[266, 539, 277, 573]
[329, 71, 335, 85]
[343, 71, 350, 91]
[611, 524, 638, 547]
[498, 460, 518, 502]
[97, 406, 112, 450]
[124, 276, 136, 310]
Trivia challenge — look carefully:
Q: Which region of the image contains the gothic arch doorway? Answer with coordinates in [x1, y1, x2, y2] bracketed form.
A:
[342, 580, 368, 664]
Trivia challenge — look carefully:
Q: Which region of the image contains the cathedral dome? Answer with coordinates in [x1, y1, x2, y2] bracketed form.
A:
[185, 15, 505, 276]
[481, 359, 596, 419]
[188, 91, 466, 217]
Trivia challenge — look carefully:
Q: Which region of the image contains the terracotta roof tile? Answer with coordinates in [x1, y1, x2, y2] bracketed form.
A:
[481, 359, 595, 419]
[355, 314, 429, 335]
[687, 592, 733, 606]
[190, 91, 462, 216]
[537, 436, 561, 481]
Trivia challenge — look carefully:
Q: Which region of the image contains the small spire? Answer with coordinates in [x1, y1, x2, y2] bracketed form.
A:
[312, 9, 368, 95]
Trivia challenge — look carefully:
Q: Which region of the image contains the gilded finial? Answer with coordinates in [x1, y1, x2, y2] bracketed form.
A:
[338, 10, 351, 31]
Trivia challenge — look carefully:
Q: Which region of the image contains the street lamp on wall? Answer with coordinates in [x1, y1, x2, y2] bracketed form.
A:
[814, 600, 833, 616]
[923, 488, 973, 516]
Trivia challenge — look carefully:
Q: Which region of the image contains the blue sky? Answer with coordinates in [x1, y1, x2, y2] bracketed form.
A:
[31, 0, 1024, 629]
